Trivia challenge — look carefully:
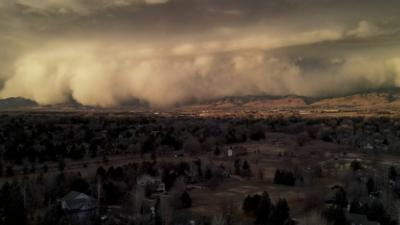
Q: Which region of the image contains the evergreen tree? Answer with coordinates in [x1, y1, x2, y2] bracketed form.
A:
[96, 166, 107, 180]
[243, 194, 262, 214]
[274, 170, 296, 186]
[242, 160, 252, 176]
[282, 171, 295, 186]
[181, 191, 192, 208]
[0, 182, 28, 225]
[58, 159, 66, 172]
[255, 192, 273, 225]
[350, 160, 362, 171]
[349, 199, 366, 214]
[333, 187, 348, 208]
[242, 195, 254, 213]
[324, 206, 348, 225]
[194, 159, 203, 177]
[366, 178, 375, 194]
[367, 200, 390, 225]
[42, 164, 49, 173]
[234, 159, 241, 175]
[214, 147, 221, 156]
[205, 167, 213, 180]
[270, 199, 290, 225]
[41, 204, 65, 225]
[389, 166, 397, 181]
[274, 170, 282, 184]
[70, 176, 90, 194]
[0, 160, 3, 177]
[6, 165, 14, 177]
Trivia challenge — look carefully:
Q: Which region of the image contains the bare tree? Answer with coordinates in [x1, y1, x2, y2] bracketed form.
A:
[302, 189, 325, 213]
[257, 167, 264, 181]
[346, 181, 367, 202]
[393, 201, 400, 224]
[211, 214, 226, 225]
[219, 198, 237, 225]
[134, 186, 146, 214]
[160, 195, 174, 225]
[298, 211, 328, 225]
[170, 177, 187, 209]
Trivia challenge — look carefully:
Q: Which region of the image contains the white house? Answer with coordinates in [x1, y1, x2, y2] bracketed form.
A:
[227, 148, 233, 157]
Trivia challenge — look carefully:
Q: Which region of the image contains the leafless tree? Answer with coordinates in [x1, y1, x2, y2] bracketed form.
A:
[302, 189, 325, 213]
[346, 181, 368, 202]
[298, 211, 328, 225]
[134, 186, 146, 214]
[219, 198, 237, 225]
[211, 214, 226, 225]
[257, 167, 264, 181]
[160, 195, 174, 225]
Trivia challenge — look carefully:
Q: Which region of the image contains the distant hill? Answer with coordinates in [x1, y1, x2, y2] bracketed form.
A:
[311, 88, 400, 108]
[0, 97, 38, 110]
[311, 93, 393, 107]
[182, 88, 400, 110]
[182, 95, 307, 110]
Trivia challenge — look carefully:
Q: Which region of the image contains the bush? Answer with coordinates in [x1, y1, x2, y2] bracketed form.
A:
[242, 192, 292, 225]
[242, 160, 252, 177]
[42, 164, 48, 173]
[255, 192, 273, 225]
[6, 165, 14, 177]
[324, 206, 349, 225]
[350, 160, 362, 171]
[57, 159, 66, 172]
[274, 169, 296, 186]
[270, 199, 290, 225]
[243, 195, 261, 214]
[181, 191, 192, 208]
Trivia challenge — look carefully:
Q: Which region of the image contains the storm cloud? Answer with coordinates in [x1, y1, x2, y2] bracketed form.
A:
[1, 0, 400, 107]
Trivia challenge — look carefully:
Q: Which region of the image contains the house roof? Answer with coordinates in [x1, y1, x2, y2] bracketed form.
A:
[346, 213, 380, 225]
[62, 191, 97, 211]
[137, 175, 162, 184]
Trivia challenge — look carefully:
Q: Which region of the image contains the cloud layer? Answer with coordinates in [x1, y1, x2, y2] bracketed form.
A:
[1, 0, 400, 107]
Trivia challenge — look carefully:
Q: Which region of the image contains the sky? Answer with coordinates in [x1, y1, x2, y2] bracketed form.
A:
[0, 0, 400, 107]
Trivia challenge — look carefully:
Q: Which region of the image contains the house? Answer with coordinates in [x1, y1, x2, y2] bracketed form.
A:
[226, 146, 248, 157]
[137, 175, 166, 193]
[346, 213, 380, 225]
[227, 148, 233, 157]
[61, 191, 98, 220]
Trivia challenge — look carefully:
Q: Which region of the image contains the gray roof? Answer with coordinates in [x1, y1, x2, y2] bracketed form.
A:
[346, 213, 380, 225]
[62, 191, 97, 211]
